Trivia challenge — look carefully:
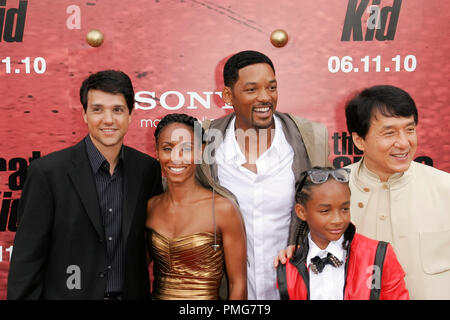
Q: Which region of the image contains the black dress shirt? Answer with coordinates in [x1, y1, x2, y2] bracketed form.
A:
[85, 135, 124, 294]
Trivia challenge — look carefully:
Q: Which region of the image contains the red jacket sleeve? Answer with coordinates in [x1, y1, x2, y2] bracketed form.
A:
[380, 244, 410, 300]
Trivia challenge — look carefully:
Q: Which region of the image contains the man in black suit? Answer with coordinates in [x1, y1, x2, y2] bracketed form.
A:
[7, 70, 163, 299]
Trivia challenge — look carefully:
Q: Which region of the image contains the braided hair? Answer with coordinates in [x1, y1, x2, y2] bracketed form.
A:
[154, 113, 204, 144]
[294, 166, 351, 250]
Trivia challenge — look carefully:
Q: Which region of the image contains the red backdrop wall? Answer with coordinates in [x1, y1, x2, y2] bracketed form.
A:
[0, 0, 448, 299]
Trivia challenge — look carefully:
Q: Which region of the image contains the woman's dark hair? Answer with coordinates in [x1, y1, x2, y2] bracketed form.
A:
[345, 85, 418, 139]
[223, 50, 275, 88]
[79, 70, 135, 113]
[154, 113, 204, 144]
[293, 166, 351, 250]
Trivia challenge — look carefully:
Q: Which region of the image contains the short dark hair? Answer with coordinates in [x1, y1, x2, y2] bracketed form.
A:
[345, 85, 418, 139]
[223, 50, 275, 88]
[154, 113, 204, 145]
[79, 70, 134, 113]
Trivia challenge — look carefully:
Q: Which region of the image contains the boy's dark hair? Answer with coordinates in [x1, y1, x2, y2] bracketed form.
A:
[79, 70, 135, 113]
[345, 85, 418, 139]
[154, 113, 204, 144]
[294, 166, 351, 250]
[223, 50, 275, 88]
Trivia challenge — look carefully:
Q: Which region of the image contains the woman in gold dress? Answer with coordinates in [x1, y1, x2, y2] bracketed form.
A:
[146, 113, 247, 299]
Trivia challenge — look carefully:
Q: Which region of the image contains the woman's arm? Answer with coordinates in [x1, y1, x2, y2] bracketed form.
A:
[145, 195, 161, 265]
[217, 198, 247, 300]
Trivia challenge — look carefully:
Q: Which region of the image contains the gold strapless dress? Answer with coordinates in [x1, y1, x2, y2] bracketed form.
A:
[148, 229, 224, 300]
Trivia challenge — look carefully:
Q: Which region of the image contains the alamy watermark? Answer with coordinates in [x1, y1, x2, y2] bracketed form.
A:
[367, 265, 382, 290]
[165, 122, 276, 166]
[66, 265, 81, 290]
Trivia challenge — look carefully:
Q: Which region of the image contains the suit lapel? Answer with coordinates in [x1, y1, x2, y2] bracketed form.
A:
[68, 141, 105, 241]
[122, 147, 142, 248]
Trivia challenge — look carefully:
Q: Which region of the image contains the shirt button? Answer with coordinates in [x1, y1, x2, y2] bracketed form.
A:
[379, 214, 387, 221]
[108, 236, 113, 241]
[358, 202, 364, 208]
[382, 184, 389, 190]
[108, 208, 112, 213]
[363, 187, 370, 192]
[107, 265, 112, 269]
[99, 272, 105, 278]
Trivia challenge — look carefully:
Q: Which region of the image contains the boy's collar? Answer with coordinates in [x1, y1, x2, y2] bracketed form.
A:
[307, 233, 345, 266]
[343, 223, 356, 248]
[291, 223, 356, 265]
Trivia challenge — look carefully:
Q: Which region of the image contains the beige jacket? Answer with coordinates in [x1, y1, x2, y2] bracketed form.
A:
[348, 160, 450, 299]
[196, 111, 331, 244]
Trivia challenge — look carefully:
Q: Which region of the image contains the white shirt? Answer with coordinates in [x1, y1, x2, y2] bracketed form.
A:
[307, 233, 346, 300]
[216, 115, 295, 300]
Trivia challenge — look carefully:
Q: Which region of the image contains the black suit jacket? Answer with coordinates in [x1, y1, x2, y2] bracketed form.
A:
[7, 140, 163, 299]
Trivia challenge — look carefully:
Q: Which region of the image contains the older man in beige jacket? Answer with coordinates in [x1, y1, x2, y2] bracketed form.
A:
[345, 85, 450, 299]
[278, 85, 449, 299]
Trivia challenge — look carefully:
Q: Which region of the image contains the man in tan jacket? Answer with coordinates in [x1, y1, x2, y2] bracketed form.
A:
[277, 85, 450, 299]
[345, 85, 450, 299]
[196, 50, 330, 299]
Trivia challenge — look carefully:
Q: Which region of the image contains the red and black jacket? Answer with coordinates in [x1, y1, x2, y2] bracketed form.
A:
[277, 224, 409, 300]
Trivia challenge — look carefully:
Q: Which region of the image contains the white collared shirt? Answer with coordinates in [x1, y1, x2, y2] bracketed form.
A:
[216, 115, 295, 300]
[307, 233, 346, 300]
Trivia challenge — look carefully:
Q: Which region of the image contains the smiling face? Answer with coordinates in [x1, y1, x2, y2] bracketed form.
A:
[352, 111, 417, 182]
[83, 89, 132, 154]
[156, 122, 199, 183]
[295, 179, 351, 250]
[222, 63, 278, 131]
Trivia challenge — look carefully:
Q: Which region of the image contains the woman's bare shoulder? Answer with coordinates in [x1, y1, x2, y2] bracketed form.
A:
[213, 194, 240, 219]
[147, 193, 165, 212]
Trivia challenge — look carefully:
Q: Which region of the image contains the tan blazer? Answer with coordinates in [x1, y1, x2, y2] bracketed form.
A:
[196, 111, 331, 244]
[348, 160, 450, 299]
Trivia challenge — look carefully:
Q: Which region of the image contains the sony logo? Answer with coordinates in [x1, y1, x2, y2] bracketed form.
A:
[134, 90, 231, 111]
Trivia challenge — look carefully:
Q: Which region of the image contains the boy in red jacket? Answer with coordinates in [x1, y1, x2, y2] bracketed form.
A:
[277, 167, 409, 300]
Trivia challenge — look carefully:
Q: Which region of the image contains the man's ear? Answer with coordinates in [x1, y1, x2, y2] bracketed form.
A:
[352, 132, 366, 152]
[295, 203, 307, 221]
[82, 109, 88, 124]
[222, 86, 233, 106]
[128, 108, 134, 123]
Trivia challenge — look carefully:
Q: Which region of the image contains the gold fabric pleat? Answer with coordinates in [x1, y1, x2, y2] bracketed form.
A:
[149, 229, 224, 300]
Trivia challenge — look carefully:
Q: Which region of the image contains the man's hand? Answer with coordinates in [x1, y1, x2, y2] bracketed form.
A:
[273, 245, 297, 268]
